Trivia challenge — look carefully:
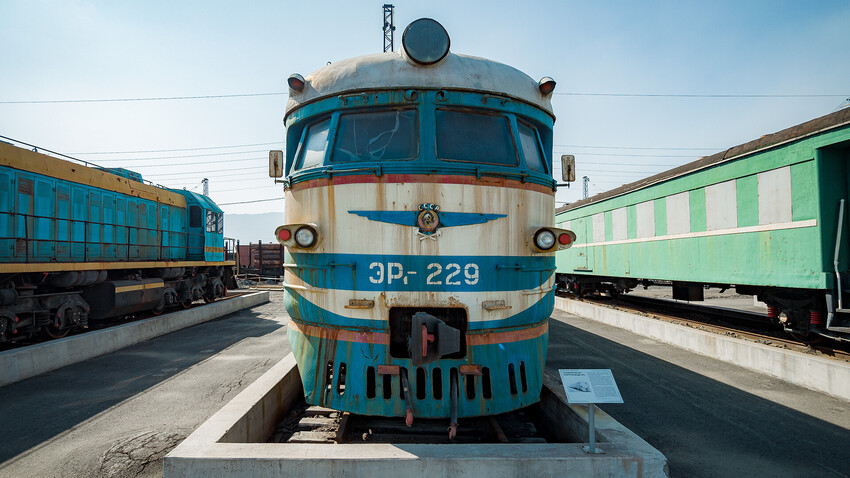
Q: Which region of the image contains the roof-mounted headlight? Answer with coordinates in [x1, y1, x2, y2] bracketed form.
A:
[402, 18, 450, 65]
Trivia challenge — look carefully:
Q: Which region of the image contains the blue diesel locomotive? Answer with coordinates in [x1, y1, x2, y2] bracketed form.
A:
[0, 140, 234, 342]
[270, 19, 574, 437]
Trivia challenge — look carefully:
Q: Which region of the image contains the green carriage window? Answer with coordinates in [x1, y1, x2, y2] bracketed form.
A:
[332, 109, 418, 163]
[436, 109, 518, 166]
[518, 121, 546, 173]
[296, 118, 331, 171]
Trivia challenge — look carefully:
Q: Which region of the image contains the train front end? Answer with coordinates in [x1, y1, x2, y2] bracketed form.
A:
[272, 20, 573, 424]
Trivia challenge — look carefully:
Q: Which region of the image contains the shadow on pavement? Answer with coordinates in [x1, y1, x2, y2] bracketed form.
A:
[546, 317, 850, 478]
[0, 310, 283, 463]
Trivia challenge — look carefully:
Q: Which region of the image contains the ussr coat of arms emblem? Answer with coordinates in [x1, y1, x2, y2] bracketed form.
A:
[416, 203, 441, 235]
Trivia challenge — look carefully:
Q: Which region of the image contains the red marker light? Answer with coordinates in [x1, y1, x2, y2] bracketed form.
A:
[558, 233, 571, 245]
[278, 228, 291, 241]
[288, 73, 306, 91]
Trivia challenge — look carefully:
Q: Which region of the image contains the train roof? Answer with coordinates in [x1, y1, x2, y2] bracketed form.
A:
[180, 190, 223, 213]
[0, 142, 187, 208]
[556, 107, 850, 214]
[285, 50, 555, 120]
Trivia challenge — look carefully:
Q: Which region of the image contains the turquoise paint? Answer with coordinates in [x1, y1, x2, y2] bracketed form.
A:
[283, 90, 556, 191]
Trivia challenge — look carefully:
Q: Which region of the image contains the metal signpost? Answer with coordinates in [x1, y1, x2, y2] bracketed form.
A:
[559, 369, 623, 454]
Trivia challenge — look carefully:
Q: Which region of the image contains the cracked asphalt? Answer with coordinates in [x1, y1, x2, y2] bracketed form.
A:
[0, 292, 289, 478]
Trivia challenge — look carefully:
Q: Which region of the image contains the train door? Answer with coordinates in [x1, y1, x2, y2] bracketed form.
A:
[188, 205, 204, 260]
[0, 170, 12, 260]
[204, 209, 224, 261]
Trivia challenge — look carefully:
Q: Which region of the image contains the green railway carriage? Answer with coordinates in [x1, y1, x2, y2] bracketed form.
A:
[555, 109, 850, 341]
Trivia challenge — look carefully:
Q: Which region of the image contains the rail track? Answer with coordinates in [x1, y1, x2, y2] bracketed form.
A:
[272, 401, 555, 445]
[573, 292, 850, 363]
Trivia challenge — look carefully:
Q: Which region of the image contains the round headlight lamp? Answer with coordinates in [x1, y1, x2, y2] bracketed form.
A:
[534, 229, 556, 250]
[294, 226, 317, 248]
[402, 18, 450, 65]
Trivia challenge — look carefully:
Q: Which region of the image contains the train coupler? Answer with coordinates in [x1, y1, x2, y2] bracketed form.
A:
[408, 312, 460, 366]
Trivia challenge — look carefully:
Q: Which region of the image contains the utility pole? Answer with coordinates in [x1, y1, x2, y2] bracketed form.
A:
[203, 178, 209, 196]
[383, 4, 395, 52]
[583, 176, 590, 199]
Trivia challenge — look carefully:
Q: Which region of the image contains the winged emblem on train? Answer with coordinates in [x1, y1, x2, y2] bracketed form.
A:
[348, 203, 506, 239]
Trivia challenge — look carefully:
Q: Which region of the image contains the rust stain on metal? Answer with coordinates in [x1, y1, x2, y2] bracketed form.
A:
[344, 299, 375, 309]
[377, 365, 400, 375]
[459, 364, 482, 376]
[288, 319, 389, 345]
[466, 321, 548, 346]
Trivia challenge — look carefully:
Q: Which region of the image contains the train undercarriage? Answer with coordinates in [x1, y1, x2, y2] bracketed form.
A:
[0, 265, 235, 343]
[557, 274, 850, 343]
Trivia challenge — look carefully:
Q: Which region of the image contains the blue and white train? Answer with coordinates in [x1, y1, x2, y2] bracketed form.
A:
[271, 19, 574, 437]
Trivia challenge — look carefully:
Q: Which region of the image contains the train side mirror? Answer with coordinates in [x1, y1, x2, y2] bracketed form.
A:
[561, 154, 575, 183]
[269, 150, 284, 178]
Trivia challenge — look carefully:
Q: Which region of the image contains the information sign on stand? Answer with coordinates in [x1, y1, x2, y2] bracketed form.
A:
[559, 369, 623, 454]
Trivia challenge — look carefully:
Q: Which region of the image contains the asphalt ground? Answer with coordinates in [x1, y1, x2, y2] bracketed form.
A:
[0, 293, 289, 478]
[0, 292, 848, 477]
[548, 308, 850, 478]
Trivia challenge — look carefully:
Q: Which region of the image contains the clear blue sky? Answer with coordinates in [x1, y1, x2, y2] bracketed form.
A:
[1, 0, 848, 213]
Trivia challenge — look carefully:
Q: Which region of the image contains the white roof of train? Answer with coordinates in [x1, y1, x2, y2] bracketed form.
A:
[285, 50, 555, 119]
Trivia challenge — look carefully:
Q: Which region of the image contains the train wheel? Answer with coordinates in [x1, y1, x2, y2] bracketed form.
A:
[181, 299, 193, 309]
[203, 294, 216, 304]
[44, 325, 70, 339]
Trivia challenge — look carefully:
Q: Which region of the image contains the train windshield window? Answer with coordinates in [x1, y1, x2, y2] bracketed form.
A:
[518, 121, 546, 173]
[217, 213, 223, 233]
[296, 118, 331, 170]
[435, 110, 517, 166]
[331, 109, 418, 163]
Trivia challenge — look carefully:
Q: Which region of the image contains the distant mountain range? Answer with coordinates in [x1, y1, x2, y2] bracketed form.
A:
[224, 212, 285, 245]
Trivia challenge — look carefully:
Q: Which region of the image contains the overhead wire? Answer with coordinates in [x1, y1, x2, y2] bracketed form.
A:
[0, 92, 288, 104]
[69, 141, 283, 155]
[90, 149, 273, 161]
[3, 91, 846, 104]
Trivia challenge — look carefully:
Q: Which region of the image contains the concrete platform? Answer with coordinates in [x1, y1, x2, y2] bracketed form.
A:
[556, 296, 850, 402]
[164, 354, 668, 478]
[0, 291, 270, 387]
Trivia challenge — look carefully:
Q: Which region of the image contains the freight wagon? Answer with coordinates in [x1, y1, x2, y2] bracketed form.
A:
[555, 108, 850, 341]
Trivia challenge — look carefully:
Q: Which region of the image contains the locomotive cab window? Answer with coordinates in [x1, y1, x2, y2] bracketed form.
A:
[295, 118, 331, 171]
[331, 109, 418, 163]
[436, 109, 518, 166]
[518, 121, 547, 173]
[206, 210, 217, 233]
[189, 206, 202, 228]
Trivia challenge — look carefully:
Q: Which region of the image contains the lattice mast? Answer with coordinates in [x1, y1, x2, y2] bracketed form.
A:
[383, 4, 395, 52]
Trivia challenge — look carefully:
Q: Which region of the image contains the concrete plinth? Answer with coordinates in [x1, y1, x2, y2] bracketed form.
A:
[165, 354, 668, 477]
[0, 291, 270, 387]
[556, 296, 850, 401]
